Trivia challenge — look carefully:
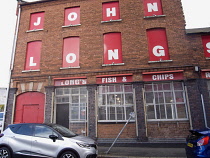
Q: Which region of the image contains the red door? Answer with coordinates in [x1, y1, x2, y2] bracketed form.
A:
[14, 92, 45, 124]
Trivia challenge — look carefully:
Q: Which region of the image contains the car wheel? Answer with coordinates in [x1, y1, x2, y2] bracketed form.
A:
[60, 151, 77, 158]
[0, 147, 11, 158]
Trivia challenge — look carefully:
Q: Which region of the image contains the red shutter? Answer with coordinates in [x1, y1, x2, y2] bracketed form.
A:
[29, 12, 45, 30]
[102, 2, 120, 21]
[62, 37, 80, 68]
[103, 32, 123, 64]
[143, 0, 163, 17]
[25, 41, 42, 71]
[147, 28, 170, 61]
[64, 7, 80, 26]
[202, 35, 210, 58]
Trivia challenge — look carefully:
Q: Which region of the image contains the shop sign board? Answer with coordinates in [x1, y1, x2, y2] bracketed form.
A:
[54, 78, 87, 86]
[201, 70, 210, 79]
[96, 74, 132, 84]
[143, 70, 184, 81]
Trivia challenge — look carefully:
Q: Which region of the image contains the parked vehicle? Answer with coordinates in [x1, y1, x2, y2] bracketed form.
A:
[0, 123, 97, 158]
[185, 129, 210, 158]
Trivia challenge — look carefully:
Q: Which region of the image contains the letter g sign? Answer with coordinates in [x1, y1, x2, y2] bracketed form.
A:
[153, 45, 165, 57]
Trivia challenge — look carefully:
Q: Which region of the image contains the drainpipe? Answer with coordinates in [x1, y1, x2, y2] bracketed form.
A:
[3, 0, 21, 130]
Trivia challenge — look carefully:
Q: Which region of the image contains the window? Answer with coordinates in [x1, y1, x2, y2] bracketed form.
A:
[201, 35, 210, 58]
[146, 28, 170, 62]
[29, 12, 45, 30]
[64, 7, 80, 26]
[24, 41, 42, 71]
[143, 0, 163, 17]
[98, 84, 135, 122]
[102, 1, 121, 22]
[55, 87, 88, 122]
[144, 82, 188, 121]
[34, 125, 57, 138]
[62, 37, 80, 68]
[103, 32, 123, 65]
[16, 124, 33, 136]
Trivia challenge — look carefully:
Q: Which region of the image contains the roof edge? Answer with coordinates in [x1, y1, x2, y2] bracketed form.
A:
[186, 27, 210, 34]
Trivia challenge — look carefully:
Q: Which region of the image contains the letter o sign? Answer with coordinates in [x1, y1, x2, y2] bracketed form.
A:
[66, 53, 76, 63]
[68, 12, 78, 21]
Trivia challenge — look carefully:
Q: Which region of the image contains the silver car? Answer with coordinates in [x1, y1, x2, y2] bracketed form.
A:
[0, 123, 97, 158]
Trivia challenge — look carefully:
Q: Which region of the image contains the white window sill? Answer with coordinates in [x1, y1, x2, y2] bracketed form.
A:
[148, 60, 173, 63]
[102, 63, 125, 66]
[26, 29, 44, 33]
[101, 19, 122, 23]
[22, 69, 40, 73]
[144, 15, 166, 19]
[60, 66, 80, 69]
[62, 24, 81, 28]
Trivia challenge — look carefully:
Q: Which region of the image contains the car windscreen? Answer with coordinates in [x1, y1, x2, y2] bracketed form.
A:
[49, 124, 77, 138]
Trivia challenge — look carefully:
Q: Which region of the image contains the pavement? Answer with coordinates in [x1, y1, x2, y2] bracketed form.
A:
[97, 143, 187, 158]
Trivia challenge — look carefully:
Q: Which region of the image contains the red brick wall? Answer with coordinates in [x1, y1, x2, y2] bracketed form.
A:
[147, 121, 190, 139]
[97, 123, 136, 138]
[12, 0, 208, 82]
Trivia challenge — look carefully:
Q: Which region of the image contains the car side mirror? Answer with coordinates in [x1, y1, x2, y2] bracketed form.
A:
[49, 135, 58, 142]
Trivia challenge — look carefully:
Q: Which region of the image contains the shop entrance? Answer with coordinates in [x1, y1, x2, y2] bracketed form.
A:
[14, 92, 45, 124]
[55, 87, 88, 135]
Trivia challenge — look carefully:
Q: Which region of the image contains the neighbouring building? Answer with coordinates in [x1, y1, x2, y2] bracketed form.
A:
[0, 88, 7, 132]
[5, 0, 210, 143]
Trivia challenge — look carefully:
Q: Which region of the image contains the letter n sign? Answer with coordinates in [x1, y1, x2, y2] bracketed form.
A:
[202, 35, 210, 58]
[147, 28, 170, 61]
[62, 37, 80, 68]
[103, 32, 123, 65]
[143, 0, 163, 17]
[25, 41, 42, 71]
[29, 12, 45, 30]
[64, 7, 80, 26]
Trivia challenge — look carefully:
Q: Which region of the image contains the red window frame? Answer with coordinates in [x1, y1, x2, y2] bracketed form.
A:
[25, 41, 42, 71]
[202, 35, 210, 58]
[143, 0, 163, 17]
[147, 28, 170, 62]
[64, 7, 80, 26]
[29, 12, 45, 30]
[103, 32, 123, 65]
[62, 37, 80, 68]
[102, 1, 120, 21]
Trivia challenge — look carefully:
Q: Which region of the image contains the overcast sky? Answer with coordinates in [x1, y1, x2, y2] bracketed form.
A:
[0, 0, 209, 88]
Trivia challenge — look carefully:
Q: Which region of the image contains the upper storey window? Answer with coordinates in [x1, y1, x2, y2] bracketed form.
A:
[64, 7, 81, 27]
[29, 12, 45, 31]
[143, 0, 163, 17]
[103, 32, 123, 65]
[147, 28, 171, 63]
[62, 37, 80, 69]
[201, 35, 210, 58]
[102, 1, 121, 22]
[24, 41, 42, 71]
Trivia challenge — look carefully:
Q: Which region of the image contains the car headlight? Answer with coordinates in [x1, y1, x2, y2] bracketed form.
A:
[76, 142, 91, 148]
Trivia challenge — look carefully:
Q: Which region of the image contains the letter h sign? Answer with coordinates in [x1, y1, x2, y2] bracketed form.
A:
[102, 1, 120, 21]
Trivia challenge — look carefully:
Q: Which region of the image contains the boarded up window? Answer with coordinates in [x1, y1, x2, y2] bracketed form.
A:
[62, 37, 80, 68]
[143, 0, 163, 17]
[25, 41, 42, 71]
[102, 1, 120, 21]
[64, 7, 80, 26]
[29, 12, 45, 30]
[103, 32, 123, 65]
[202, 35, 210, 58]
[147, 28, 170, 61]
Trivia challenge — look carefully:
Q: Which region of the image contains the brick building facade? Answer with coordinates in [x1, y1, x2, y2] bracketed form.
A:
[5, 0, 210, 143]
